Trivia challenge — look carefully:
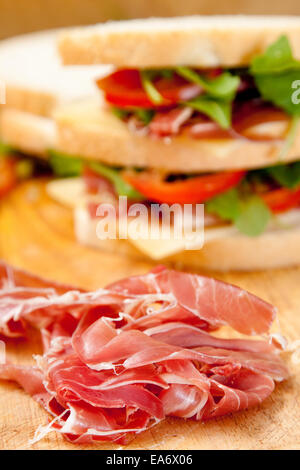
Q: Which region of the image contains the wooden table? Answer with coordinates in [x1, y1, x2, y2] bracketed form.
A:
[0, 180, 299, 450]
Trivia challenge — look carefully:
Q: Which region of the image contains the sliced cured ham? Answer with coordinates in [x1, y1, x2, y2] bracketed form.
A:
[72, 324, 287, 381]
[200, 369, 275, 420]
[108, 266, 277, 335]
[145, 322, 277, 354]
[0, 262, 289, 445]
[0, 264, 276, 338]
[149, 107, 193, 136]
[0, 261, 74, 293]
[0, 363, 47, 401]
[0, 261, 81, 337]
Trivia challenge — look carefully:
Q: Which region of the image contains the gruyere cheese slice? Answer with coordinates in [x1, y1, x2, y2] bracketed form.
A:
[46, 178, 86, 207]
[46, 177, 115, 208]
[127, 209, 300, 259]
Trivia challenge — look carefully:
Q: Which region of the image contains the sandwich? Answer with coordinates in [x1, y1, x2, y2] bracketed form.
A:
[51, 16, 300, 271]
[0, 29, 110, 197]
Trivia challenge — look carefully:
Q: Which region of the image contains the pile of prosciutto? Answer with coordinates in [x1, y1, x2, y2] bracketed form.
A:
[0, 262, 289, 445]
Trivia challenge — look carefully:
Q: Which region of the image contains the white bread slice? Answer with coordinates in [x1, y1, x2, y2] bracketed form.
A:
[0, 108, 56, 157]
[58, 15, 300, 68]
[74, 204, 300, 272]
[46, 179, 300, 271]
[0, 29, 111, 117]
[55, 101, 300, 173]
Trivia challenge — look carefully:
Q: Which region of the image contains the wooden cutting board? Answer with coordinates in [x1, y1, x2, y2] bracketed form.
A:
[0, 179, 299, 450]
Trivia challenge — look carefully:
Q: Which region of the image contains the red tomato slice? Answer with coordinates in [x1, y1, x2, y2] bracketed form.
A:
[123, 170, 246, 204]
[0, 157, 17, 198]
[97, 69, 202, 109]
[262, 187, 300, 213]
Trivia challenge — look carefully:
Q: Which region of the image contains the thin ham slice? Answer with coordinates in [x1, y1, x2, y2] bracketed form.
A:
[72, 325, 287, 381]
[0, 261, 76, 294]
[145, 99, 288, 141]
[145, 322, 277, 354]
[201, 369, 275, 420]
[149, 107, 193, 137]
[0, 265, 276, 338]
[0, 261, 81, 337]
[0, 261, 289, 445]
[108, 266, 277, 335]
[0, 363, 46, 401]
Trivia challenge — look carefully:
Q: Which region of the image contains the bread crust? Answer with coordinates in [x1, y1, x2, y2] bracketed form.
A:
[0, 29, 110, 118]
[58, 15, 300, 67]
[0, 109, 56, 157]
[3, 85, 57, 118]
[74, 206, 300, 272]
[0, 30, 61, 117]
[55, 101, 300, 173]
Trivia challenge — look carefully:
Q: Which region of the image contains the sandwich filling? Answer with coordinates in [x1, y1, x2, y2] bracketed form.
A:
[0, 143, 41, 198]
[49, 152, 300, 237]
[96, 35, 300, 144]
[3, 35, 299, 239]
[49, 35, 300, 238]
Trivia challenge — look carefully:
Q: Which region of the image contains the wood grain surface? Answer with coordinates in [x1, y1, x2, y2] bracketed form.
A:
[0, 179, 299, 450]
[1, 0, 300, 40]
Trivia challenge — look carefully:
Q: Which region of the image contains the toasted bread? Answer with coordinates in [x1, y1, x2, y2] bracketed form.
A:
[55, 101, 300, 173]
[0, 108, 55, 156]
[0, 29, 111, 117]
[74, 205, 300, 271]
[58, 16, 300, 68]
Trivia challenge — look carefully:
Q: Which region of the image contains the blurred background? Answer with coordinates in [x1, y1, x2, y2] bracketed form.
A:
[1, 0, 300, 40]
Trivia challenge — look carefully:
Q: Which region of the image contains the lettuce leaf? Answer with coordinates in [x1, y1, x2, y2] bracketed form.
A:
[206, 188, 271, 237]
[135, 109, 155, 125]
[49, 151, 143, 199]
[88, 161, 143, 199]
[177, 68, 239, 128]
[250, 36, 300, 115]
[251, 35, 300, 75]
[140, 70, 164, 105]
[184, 97, 231, 129]
[267, 160, 300, 189]
[206, 188, 241, 221]
[234, 195, 271, 237]
[111, 107, 130, 120]
[0, 141, 13, 155]
[176, 67, 240, 100]
[15, 160, 33, 179]
[49, 150, 82, 177]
